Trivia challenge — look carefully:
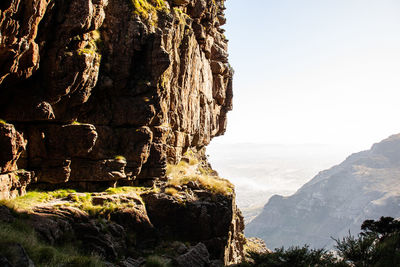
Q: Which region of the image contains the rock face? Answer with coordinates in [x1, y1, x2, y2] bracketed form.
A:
[246, 134, 400, 249]
[0, 184, 244, 265]
[0, 0, 243, 264]
[0, 0, 233, 191]
[142, 185, 245, 264]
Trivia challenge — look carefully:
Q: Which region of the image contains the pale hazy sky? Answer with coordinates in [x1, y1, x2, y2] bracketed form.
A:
[212, 0, 400, 151]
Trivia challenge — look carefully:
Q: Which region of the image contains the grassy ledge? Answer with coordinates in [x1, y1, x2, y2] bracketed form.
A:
[166, 151, 234, 196]
[0, 186, 157, 218]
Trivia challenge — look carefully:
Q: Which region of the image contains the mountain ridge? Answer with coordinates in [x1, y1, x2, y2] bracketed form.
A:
[246, 133, 400, 249]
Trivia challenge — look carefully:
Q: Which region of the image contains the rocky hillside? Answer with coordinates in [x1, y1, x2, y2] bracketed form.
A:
[246, 134, 400, 249]
[0, 0, 246, 265]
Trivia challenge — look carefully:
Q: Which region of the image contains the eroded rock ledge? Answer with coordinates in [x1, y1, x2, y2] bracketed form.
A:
[0, 0, 233, 191]
[0, 167, 244, 266]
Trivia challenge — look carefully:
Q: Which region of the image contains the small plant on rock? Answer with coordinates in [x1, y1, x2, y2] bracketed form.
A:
[164, 187, 178, 196]
[114, 155, 127, 161]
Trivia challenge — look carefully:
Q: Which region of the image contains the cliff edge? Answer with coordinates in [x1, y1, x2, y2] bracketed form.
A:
[0, 0, 243, 265]
[0, 0, 232, 192]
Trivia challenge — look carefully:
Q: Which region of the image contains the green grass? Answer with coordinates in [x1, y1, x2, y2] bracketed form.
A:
[129, 0, 172, 27]
[131, 0, 167, 19]
[0, 190, 75, 211]
[1, 189, 130, 218]
[145, 255, 170, 267]
[0, 219, 104, 266]
[105, 186, 143, 194]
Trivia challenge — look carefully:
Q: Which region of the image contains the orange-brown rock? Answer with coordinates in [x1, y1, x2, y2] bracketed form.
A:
[0, 0, 243, 264]
[0, 0, 232, 190]
[0, 123, 26, 173]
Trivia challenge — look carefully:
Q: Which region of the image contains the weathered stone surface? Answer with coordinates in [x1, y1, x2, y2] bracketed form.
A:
[0, 123, 26, 173]
[0, 170, 32, 199]
[142, 186, 245, 265]
[0, 0, 48, 85]
[0, 0, 232, 188]
[176, 242, 210, 267]
[0, 174, 245, 264]
[0, 0, 242, 263]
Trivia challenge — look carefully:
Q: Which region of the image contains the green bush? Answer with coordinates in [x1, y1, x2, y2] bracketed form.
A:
[237, 217, 400, 267]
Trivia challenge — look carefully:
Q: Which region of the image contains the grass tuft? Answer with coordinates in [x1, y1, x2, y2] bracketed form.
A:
[131, 0, 168, 22]
[114, 155, 127, 161]
[164, 187, 178, 196]
[0, 219, 104, 266]
[145, 255, 170, 267]
[166, 151, 234, 196]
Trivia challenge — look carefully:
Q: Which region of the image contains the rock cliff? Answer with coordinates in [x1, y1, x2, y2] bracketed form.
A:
[0, 0, 243, 265]
[0, 0, 232, 192]
[246, 134, 400, 249]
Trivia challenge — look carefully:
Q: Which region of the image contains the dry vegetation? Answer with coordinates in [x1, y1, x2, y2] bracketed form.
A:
[0, 186, 156, 218]
[166, 151, 234, 196]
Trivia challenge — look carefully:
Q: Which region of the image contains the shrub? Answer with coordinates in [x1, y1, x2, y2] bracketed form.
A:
[334, 216, 400, 267]
[238, 217, 400, 267]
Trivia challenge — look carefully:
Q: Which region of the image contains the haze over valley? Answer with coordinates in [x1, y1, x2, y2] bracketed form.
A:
[207, 143, 359, 222]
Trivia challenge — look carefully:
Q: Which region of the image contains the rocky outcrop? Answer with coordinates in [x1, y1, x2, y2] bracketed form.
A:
[0, 0, 242, 264]
[142, 184, 245, 264]
[0, 123, 32, 199]
[246, 134, 400, 249]
[0, 181, 244, 266]
[0, 0, 233, 192]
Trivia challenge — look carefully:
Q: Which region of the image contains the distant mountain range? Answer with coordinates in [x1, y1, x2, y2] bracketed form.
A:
[245, 134, 400, 249]
[207, 143, 355, 222]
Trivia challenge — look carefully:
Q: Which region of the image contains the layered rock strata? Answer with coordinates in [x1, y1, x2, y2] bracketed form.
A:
[0, 0, 233, 191]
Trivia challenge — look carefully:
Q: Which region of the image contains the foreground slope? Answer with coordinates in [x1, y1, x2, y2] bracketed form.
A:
[246, 134, 400, 249]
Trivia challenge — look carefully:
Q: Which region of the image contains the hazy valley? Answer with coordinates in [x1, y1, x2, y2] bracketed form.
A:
[243, 134, 400, 249]
[207, 143, 358, 222]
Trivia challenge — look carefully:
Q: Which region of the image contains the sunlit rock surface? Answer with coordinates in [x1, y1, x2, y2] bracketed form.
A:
[0, 0, 243, 265]
[0, 0, 232, 190]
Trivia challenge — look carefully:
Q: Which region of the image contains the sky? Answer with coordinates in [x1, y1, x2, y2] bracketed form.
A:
[212, 0, 400, 151]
